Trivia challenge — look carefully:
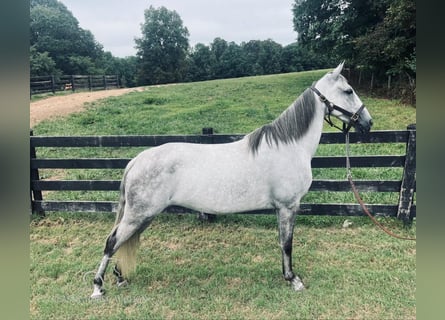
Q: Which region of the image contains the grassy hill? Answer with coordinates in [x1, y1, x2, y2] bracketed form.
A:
[33, 70, 415, 137]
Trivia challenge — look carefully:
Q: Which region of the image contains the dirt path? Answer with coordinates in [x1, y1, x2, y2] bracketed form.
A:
[30, 87, 145, 128]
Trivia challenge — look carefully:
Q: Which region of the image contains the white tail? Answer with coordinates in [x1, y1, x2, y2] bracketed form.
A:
[113, 169, 140, 278]
[114, 232, 140, 278]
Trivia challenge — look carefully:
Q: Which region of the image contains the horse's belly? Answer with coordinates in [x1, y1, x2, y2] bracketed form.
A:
[170, 168, 273, 214]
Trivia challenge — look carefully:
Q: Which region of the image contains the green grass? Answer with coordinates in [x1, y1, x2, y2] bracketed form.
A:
[33, 71, 415, 137]
[31, 71, 416, 319]
[31, 213, 415, 320]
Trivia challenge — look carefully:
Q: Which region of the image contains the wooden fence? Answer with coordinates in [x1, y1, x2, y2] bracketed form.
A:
[30, 125, 416, 224]
[30, 74, 120, 96]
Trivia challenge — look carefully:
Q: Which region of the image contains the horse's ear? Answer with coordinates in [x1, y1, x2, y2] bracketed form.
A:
[332, 61, 345, 79]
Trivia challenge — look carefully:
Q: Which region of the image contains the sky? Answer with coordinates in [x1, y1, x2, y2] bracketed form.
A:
[59, 0, 297, 58]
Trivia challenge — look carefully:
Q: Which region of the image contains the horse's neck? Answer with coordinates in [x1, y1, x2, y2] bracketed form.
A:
[298, 100, 325, 158]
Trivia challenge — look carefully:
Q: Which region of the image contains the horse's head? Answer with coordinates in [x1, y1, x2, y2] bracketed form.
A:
[313, 62, 373, 134]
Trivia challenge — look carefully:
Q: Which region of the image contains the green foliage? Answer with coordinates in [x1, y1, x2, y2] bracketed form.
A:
[186, 43, 217, 81]
[30, 45, 59, 77]
[135, 6, 190, 85]
[30, 0, 134, 83]
[354, 0, 416, 77]
[292, 0, 416, 80]
[30, 0, 104, 75]
[29, 0, 415, 101]
[186, 39, 319, 82]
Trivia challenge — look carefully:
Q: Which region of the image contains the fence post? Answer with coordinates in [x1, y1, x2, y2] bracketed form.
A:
[397, 124, 416, 225]
[88, 75, 92, 91]
[197, 127, 217, 222]
[70, 75, 75, 92]
[51, 75, 56, 94]
[103, 75, 107, 90]
[30, 130, 45, 216]
[201, 127, 214, 143]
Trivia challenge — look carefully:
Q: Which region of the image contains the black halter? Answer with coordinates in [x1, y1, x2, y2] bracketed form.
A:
[310, 86, 365, 134]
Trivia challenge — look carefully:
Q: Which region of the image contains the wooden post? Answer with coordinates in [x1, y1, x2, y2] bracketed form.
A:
[51, 75, 56, 94]
[30, 130, 45, 216]
[88, 75, 92, 91]
[70, 75, 75, 92]
[201, 127, 214, 143]
[103, 75, 107, 90]
[197, 127, 217, 222]
[397, 124, 416, 225]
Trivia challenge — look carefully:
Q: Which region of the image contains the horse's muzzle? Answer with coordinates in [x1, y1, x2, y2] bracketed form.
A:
[355, 118, 373, 134]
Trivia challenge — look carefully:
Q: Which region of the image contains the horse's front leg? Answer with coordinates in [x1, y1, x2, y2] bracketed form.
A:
[277, 206, 305, 291]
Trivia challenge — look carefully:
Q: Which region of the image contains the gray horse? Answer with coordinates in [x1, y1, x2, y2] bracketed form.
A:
[91, 62, 373, 298]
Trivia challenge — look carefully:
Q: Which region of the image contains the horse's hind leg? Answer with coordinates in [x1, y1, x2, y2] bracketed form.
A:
[91, 215, 153, 298]
[277, 206, 305, 291]
[111, 216, 154, 286]
[91, 253, 111, 298]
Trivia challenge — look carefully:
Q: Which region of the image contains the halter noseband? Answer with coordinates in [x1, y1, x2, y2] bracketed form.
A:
[310, 86, 365, 134]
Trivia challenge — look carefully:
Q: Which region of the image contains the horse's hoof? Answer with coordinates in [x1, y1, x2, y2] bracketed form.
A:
[291, 277, 305, 291]
[117, 280, 128, 288]
[90, 287, 105, 299]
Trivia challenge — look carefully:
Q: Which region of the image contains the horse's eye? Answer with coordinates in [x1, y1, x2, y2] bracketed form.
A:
[345, 88, 353, 95]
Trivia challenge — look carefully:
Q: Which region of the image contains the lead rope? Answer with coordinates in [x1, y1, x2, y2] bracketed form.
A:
[345, 133, 416, 241]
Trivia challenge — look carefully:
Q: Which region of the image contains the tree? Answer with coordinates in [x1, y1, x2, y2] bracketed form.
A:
[30, 0, 105, 75]
[292, 0, 344, 66]
[117, 56, 139, 88]
[353, 0, 416, 77]
[209, 38, 229, 79]
[135, 6, 189, 85]
[292, 0, 416, 99]
[218, 42, 248, 78]
[256, 40, 282, 75]
[292, 0, 397, 67]
[30, 45, 60, 77]
[186, 43, 216, 81]
[280, 43, 315, 72]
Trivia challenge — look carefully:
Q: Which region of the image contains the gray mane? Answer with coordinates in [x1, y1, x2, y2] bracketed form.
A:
[248, 88, 317, 154]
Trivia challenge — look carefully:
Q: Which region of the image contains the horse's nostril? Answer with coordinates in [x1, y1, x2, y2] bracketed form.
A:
[369, 119, 373, 127]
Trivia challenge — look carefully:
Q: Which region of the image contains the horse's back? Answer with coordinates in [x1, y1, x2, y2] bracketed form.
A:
[124, 139, 312, 215]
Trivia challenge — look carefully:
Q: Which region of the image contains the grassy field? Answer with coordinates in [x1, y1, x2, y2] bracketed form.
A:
[31, 70, 416, 319]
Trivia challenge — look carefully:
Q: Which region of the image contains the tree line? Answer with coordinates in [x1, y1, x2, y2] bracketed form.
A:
[30, 1, 313, 87]
[293, 0, 416, 103]
[30, 0, 415, 102]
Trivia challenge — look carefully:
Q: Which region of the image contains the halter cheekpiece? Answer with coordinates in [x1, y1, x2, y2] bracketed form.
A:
[310, 86, 365, 134]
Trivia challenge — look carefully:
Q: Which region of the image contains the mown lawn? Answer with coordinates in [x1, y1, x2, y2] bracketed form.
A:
[30, 213, 415, 320]
[30, 70, 416, 319]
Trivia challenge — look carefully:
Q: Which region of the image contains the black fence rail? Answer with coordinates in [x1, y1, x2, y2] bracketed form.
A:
[30, 74, 120, 96]
[30, 125, 416, 223]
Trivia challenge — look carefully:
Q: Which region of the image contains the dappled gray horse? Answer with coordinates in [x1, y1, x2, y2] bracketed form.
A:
[91, 62, 373, 298]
